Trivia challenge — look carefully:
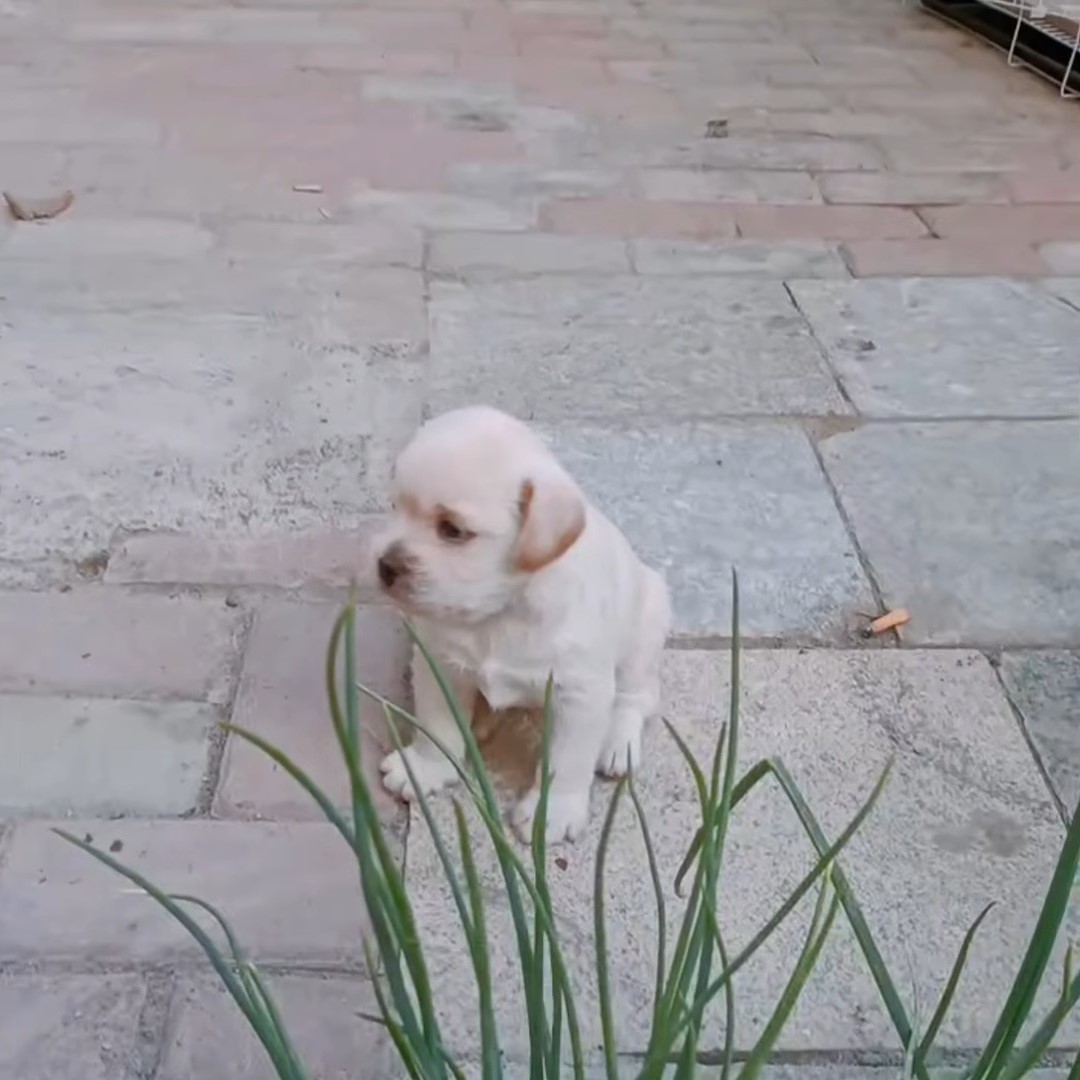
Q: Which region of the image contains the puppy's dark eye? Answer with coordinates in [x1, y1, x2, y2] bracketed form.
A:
[437, 518, 469, 543]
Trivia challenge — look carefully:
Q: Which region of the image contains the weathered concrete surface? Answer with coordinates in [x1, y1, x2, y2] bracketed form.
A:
[821, 421, 1080, 646]
[789, 279, 1080, 418]
[546, 424, 874, 639]
[0, 973, 147, 1080]
[0, 695, 212, 818]
[631, 239, 849, 277]
[0, 591, 241, 703]
[104, 527, 379, 593]
[215, 600, 408, 821]
[0, 821, 376, 964]
[406, 649, 1064, 1062]
[158, 975, 395, 1080]
[0, 269, 424, 587]
[1000, 651, 1080, 816]
[427, 277, 850, 420]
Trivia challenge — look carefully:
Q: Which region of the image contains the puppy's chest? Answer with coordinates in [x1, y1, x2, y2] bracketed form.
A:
[438, 629, 551, 710]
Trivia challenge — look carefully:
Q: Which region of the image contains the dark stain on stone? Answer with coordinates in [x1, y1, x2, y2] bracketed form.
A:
[75, 550, 110, 579]
[933, 810, 1026, 858]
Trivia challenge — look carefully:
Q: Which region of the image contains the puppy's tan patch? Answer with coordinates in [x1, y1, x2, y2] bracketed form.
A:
[514, 478, 585, 573]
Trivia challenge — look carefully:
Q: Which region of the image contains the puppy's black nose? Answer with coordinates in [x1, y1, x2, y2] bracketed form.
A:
[378, 544, 409, 589]
[378, 556, 399, 588]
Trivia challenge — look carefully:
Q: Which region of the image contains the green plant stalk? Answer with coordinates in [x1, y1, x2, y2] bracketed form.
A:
[454, 801, 502, 1080]
[171, 893, 308, 1079]
[53, 832, 309, 1080]
[326, 612, 435, 1068]
[595, 776, 628, 1080]
[360, 681, 587, 1077]
[914, 902, 996, 1071]
[676, 758, 893, 1046]
[967, 791, 1080, 1080]
[379, 704, 495, 1078]
[223, 723, 356, 848]
[530, 681, 554, 1080]
[653, 723, 725, 1049]
[714, 916, 735, 1080]
[360, 684, 586, 1079]
[627, 771, 667, 1049]
[993, 965, 1080, 1080]
[739, 875, 841, 1080]
[404, 628, 586, 1079]
[364, 938, 427, 1080]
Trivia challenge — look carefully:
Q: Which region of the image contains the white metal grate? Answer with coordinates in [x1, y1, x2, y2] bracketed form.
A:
[917, 0, 1080, 97]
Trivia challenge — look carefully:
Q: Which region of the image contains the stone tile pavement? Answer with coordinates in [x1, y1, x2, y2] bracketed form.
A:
[1, 0, 1080, 1074]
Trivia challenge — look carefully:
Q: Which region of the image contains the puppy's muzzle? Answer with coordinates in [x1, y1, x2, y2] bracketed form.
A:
[377, 542, 411, 590]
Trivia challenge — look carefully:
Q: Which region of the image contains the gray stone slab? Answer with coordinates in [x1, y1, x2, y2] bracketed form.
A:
[158, 975, 396, 1080]
[1000, 650, 1080, 814]
[0, 695, 211, 818]
[428, 277, 850, 420]
[105, 526, 379, 592]
[0, 973, 147, 1080]
[428, 231, 631, 278]
[0, 591, 241, 703]
[1043, 277, 1080, 311]
[0, 273, 424, 580]
[215, 600, 407, 822]
[0, 820, 377, 963]
[632, 240, 849, 278]
[821, 421, 1080, 646]
[789, 279, 1080, 418]
[405, 649, 1065, 1060]
[544, 423, 873, 639]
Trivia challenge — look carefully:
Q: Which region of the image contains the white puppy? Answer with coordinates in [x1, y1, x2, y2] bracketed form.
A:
[375, 406, 671, 843]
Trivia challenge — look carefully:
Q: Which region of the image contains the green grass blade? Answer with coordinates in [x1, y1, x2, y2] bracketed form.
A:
[708, 905, 735, 1080]
[992, 967, 1080, 1080]
[659, 723, 725, 1025]
[453, 801, 502, 1080]
[595, 777, 628, 1080]
[325, 610, 435, 1069]
[372, 683, 583, 1076]
[915, 902, 996, 1069]
[53, 831, 305, 1078]
[672, 757, 890, 1048]
[967, 792, 1080, 1080]
[222, 724, 355, 849]
[364, 939, 426, 1080]
[169, 893, 308, 1080]
[406, 625, 585, 1080]
[628, 770, 667, 1054]
[724, 760, 890, 977]
[382, 704, 474, 942]
[739, 877, 841, 1080]
[1068, 1045, 1080, 1080]
[532, 679, 556, 1080]
[746, 757, 924, 1078]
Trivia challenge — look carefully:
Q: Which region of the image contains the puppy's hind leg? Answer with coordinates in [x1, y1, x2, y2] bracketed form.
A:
[597, 568, 671, 778]
[380, 644, 477, 801]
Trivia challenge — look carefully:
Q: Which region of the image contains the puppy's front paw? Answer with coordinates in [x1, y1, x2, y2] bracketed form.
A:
[597, 717, 643, 779]
[379, 747, 457, 802]
[513, 787, 591, 845]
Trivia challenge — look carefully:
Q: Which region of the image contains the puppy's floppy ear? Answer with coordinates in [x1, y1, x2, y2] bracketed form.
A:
[514, 467, 586, 573]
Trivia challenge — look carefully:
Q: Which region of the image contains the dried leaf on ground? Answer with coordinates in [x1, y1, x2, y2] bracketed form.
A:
[3, 189, 75, 221]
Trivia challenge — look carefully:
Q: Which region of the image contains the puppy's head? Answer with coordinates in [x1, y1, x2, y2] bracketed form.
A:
[375, 407, 586, 623]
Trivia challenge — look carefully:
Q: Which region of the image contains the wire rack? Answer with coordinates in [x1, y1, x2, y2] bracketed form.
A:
[917, 0, 1080, 97]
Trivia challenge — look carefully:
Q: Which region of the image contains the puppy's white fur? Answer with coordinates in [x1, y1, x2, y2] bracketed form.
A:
[375, 406, 671, 843]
